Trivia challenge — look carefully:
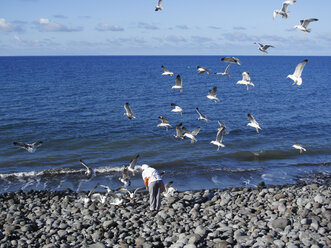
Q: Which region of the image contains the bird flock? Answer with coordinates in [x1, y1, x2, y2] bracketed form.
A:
[11, 0, 316, 198]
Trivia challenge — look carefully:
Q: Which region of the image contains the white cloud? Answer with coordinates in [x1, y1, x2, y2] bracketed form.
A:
[0, 18, 23, 32]
[96, 23, 124, 32]
[138, 22, 158, 30]
[35, 18, 83, 32]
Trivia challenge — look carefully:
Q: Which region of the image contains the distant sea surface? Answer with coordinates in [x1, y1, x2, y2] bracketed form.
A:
[0, 56, 330, 193]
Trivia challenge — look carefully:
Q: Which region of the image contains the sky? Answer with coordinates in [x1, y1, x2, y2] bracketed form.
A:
[1, 0, 330, 56]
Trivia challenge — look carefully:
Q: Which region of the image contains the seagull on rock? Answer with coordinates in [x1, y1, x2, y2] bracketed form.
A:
[254, 42, 274, 55]
[155, 0, 163, 11]
[183, 126, 200, 143]
[196, 108, 209, 122]
[171, 103, 183, 115]
[287, 59, 308, 86]
[214, 64, 231, 78]
[221, 57, 241, 65]
[197, 66, 210, 75]
[163, 181, 176, 197]
[273, 0, 296, 20]
[161, 65, 174, 76]
[294, 18, 318, 33]
[157, 116, 171, 131]
[13, 141, 43, 153]
[247, 114, 262, 133]
[172, 74, 183, 93]
[236, 72, 254, 90]
[210, 121, 226, 151]
[124, 102, 135, 119]
[292, 143, 306, 154]
[207, 86, 219, 103]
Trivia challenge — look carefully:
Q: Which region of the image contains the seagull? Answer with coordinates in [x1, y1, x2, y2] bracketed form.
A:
[128, 154, 140, 176]
[161, 65, 174, 76]
[247, 114, 262, 133]
[221, 57, 241, 65]
[172, 74, 183, 93]
[124, 102, 135, 119]
[210, 121, 226, 151]
[13, 141, 43, 153]
[273, 0, 296, 20]
[99, 185, 124, 205]
[287, 59, 308, 86]
[214, 64, 231, 77]
[196, 108, 209, 122]
[183, 126, 200, 143]
[118, 186, 146, 200]
[163, 181, 176, 197]
[294, 18, 318, 33]
[197, 66, 210, 75]
[157, 116, 171, 131]
[79, 159, 94, 178]
[155, 0, 163, 11]
[236, 72, 254, 91]
[119, 166, 131, 188]
[174, 122, 185, 140]
[207, 86, 219, 102]
[254, 42, 274, 55]
[292, 143, 306, 154]
[171, 103, 183, 116]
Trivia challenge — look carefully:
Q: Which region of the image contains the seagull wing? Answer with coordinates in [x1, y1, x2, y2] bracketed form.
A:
[31, 141, 43, 147]
[224, 64, 231, 73]
[302, 18, 318, 28]
[122, 165, 130, 180]
[88, 184, 100, 197]
[165, 181, 173, 191]
[13, 141, 29, 149]
[129, 154, 140, 170]
[248, 113, 257, 124]
[209, 86, 217, 97]
[216, 127, 225, 143]
[100, 184, 112, 194]
[242, 72, 251, 81]
[263, 45, 274, 50]
[79, 159, 91, 172]
[218, 121, 226, 129]
[175, 74, 182, 86]
[158, 0, 162, 7]
[293, 59, 308, 78]
[161, 65, 169, 72]
[175, 123, 183, 136]
[191, 126, 201, 136]
[196, 108, 205, 118]
[124, 103, 133, 116]
[133, 186, 146, 195]
[182, 127, 191, 134]
[158, 116, 169, 124]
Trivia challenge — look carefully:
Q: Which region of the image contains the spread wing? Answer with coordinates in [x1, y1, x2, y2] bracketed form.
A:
[158, 116, 169, 124]
[263, 45, 274, 50]
[216, 127, 225, 143]
[13, 141, 29, 149]
[158, 0, 162, 7]
[248, 113, 257, 124]
[124, 103, 133, 116]
[175, 74, 182, 86]
[161, 65, 169, 72]
[209, 86, 217, 96]
[301, 18, 318, 28]
[175, 123, 183, 136]
[224, 64, 231, 73]
[129, 154, 140, 170]
[191, 126, 201, 136]
[293, 59, 308, 78]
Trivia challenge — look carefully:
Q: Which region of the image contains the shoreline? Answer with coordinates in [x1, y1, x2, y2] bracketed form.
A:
[0, 177, 330, 248]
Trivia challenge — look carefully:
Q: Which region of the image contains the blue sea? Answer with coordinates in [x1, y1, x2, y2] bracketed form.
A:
[0, 56, 330, 193]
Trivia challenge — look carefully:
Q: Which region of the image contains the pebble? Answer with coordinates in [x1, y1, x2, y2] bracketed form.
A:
[0, 179, 330, 247]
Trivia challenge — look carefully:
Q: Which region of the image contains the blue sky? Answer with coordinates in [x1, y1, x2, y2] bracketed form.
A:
[1, 0, 330, 56]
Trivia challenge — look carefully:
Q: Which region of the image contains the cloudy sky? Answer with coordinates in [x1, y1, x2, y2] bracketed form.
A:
[1, 0, 330, 56]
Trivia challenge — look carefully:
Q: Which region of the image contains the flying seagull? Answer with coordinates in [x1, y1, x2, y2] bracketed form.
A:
[197, 66, 210, 75]
[254, 42, 274, 55]
[210, 121, 226, 151]
[236, 72, 254, 90]
[294, 18, 318, 33]
[273, 0, 296, 20]
[13, 141, 43, 153]
[174, 122, 185, 140]
[171, 103, 183, 116]
[196, 107, 209, 122]
[207, 86, 219, 103]
[79, 159, 94, 178]
[119, 186, 146, 200]
[124, 102, 135, 119]
[221, 57, 241, 65]
[214, 64, 231, 77]
[172, 74, 183, 93]
[119, 165, 131, 188]
[157, 116, 171, 131]
[183, 126, 200, 143]
[161, 65, 174, 76]
[128, 154, 140, 176]
[292, 143, 306, 154]
[99, 185, 124, 205]
[155, 0, 163, 11]
[163, 181, 176, 197]
[287, 59, 308, 86]
[247, 114, 262, 133]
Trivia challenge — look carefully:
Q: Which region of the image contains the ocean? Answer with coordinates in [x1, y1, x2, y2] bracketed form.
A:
[0, 56, 330, 193]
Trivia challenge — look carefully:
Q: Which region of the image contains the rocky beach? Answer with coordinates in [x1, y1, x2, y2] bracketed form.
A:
[0, 177, 330, 248]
